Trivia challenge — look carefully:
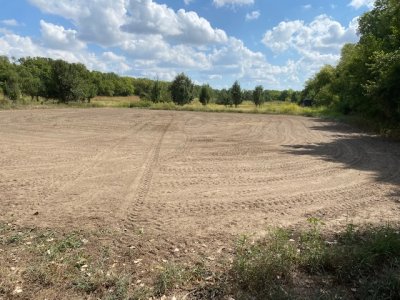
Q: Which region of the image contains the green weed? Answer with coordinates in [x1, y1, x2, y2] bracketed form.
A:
[232, 229, 297, 299]
[154, 263, 189, 296]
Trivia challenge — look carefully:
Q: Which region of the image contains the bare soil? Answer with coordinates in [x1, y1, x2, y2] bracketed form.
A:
[1, 108, 400, 277]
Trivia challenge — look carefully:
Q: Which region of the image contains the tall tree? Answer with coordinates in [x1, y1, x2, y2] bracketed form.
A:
[216, 88, 231, 106]
[230, 81, 242, 108]
[151, 79, 162, 103]
[252, 85, 264, 107]
[199, 84, 211, 106]
[170, 73, 194, 105]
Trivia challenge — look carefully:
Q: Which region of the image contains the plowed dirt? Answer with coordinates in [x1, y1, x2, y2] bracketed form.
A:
[1, 108, 399, 256]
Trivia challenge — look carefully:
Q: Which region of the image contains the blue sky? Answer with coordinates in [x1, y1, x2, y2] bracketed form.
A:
[0, 0, 374, 90]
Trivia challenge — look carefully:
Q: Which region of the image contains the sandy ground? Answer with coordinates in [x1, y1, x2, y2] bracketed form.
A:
[1, 108, 400, 254]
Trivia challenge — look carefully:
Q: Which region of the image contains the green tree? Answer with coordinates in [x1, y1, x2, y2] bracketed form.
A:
[302, 65, 337, 106]
[18, 66, 40, 101]
[230, 81, 242, 108]
[279, 90, 290, 101]
[216, 89, 231, 106]
[290, 91, 300, 103]
[50, 60, 92, 103]
[199, 84, 211, 106]
[169, 73, 194, 105]
[151, 79, 162, 103]
[4, 71, 20, 101]
[252, 85, 264, 107]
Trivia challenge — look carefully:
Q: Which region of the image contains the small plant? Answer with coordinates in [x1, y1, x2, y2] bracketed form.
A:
[299, 217, 328, 273]
[46, 234, 83, 259]
[232, 229, 297, 298]
[23, 266, 54, 287]
[154, 263, 189, 296]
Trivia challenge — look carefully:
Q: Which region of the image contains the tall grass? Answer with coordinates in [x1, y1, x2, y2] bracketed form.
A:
[127, 99, 331, 117]
[231, 220, 400, 299]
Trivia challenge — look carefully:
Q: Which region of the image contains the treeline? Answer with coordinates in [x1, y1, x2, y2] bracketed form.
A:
[0, 55, 300, 106]
[302, 0, 400, 125]
[0, 57, 140, 103]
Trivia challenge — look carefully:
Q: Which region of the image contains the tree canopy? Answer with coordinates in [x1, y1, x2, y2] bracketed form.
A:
[169, 73, 194, 106]
[230, 81, 242, 108]
[301, 0, 400, 123]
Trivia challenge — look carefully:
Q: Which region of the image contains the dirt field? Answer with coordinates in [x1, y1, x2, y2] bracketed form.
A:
[1, 108, 400, 256]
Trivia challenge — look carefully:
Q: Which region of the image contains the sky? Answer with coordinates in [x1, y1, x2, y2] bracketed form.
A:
[0, 0, 375, 90]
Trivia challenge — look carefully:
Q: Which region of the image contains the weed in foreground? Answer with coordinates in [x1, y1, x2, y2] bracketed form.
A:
[298, 217, 329, 274]
[231, 221, 400, 300]
[231, 229, 297, 299]
[154, 263, 189, 296]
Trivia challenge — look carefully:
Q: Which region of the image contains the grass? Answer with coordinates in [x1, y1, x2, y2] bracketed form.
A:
[153, 263, 189, 296]
[1, 220, 400, 299]
[230, 219, 400, 299]
[0, 95, 329, 117]
[127, 99, 331, 117]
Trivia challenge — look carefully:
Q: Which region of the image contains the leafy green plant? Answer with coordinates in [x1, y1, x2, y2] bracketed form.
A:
[154, 263, 189, 296]
[232, 229, 297, 298]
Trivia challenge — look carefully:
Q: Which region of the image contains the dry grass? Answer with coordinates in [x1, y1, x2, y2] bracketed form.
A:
[91, 95, 141, 107]
[2, 220, 400, 300]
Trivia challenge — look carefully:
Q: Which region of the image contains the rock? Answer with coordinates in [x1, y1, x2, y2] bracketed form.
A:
[12, 286, 23, 295]
[33, 211, 39, 216]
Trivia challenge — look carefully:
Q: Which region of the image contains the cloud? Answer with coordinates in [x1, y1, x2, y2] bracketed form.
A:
[349, 0, 375, 9]
[260, 15, 361, 88]
[245, 11, 260, 21]
[122, 0, 227, 45]
[184, 0, 193, 4]
[30, 0, 227, 46]
[1, 19, 21, 27]
[29, 0, 128, 46]
[302, 4, 312, 10]
[40, 20, 86, 50]
[262, 15, 359, 54]
[213, 0, 254, 8]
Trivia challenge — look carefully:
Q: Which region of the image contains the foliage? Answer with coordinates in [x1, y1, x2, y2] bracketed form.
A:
[302, 65, 338, 107]
[231, 221, 400, 300]
[216, 88, 232, 106]
[169, 73, 194, 105]
[252, 85, 264, 107]
[0, 56, 138, 103]
[232, 229, 297, 298]
[199, 84, 212, 106]
[302, 0, 400, 127]
[150, 79, 162, 103]
[230, 80, 242, 108]
[154, 263, 189, 296]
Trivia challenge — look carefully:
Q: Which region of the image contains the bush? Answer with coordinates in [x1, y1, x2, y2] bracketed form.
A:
[232, 229, 297, 298]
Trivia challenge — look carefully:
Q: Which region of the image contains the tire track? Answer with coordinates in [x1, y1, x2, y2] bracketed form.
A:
[119, 117, 173, 227]
[40, 121, 149, 206]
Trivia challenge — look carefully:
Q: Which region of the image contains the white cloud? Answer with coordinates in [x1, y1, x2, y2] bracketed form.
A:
[245, 11, 260, 21]
[122, 0, 227, 45]
[29, 0, 128, 46]
[349, 0, 375, 9]
[262, 15, 359, 54]
[40, 20, 86, 50]
[184, 0, 193, 4]
[30, 0, 227, 46]
[1, 19, 20, 27]
[213, 0, 254, 8]
[260, 15, 361, 88]
[302, 4, 312, 10]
